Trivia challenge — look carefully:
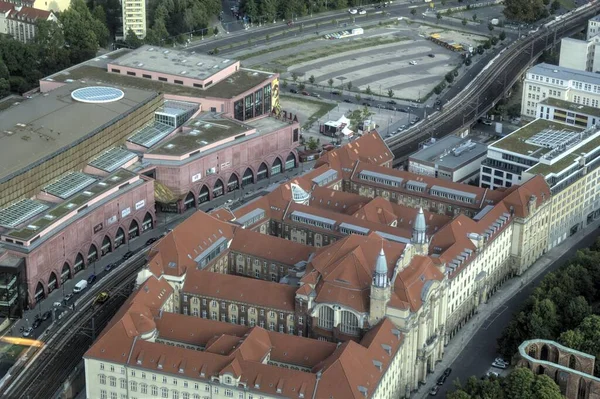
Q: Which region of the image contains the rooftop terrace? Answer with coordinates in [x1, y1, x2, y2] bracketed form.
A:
[47, 64, 273, 99]
[539, 97, 600, 118]
[0, 82, 156, 184]
[491, 119, 583, 157]
[148, 116, 252, 156]
[109, 45, 239, 81]
[4, 169, 138, 241]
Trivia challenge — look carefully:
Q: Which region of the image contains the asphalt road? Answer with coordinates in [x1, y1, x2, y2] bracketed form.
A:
[437, 227, 600, 397]
[188, 0, 512, 54]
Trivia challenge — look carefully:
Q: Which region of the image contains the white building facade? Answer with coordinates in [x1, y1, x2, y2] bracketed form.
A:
[121, 0, 146, 38]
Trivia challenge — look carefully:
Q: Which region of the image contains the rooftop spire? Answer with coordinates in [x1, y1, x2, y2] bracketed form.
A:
[373, 246, 389, 288]
[412, 207, 427, 244]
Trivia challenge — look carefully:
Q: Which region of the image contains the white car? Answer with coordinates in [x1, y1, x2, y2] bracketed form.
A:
[349, 8, 358, 14]
[53, 301, 62, 307]
[358, 8, 367, 14]
[492, 361, 507, 369]
[22, 327, 34, 337]
[409, 60, 417, 65]
[486, 371, 499, 378]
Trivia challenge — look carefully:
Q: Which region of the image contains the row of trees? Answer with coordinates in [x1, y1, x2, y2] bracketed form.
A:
[145, 0, 220, 43]
[0, 0, 108, 97]
[504, 0, 562, 22]
[240, 0, 368, 24]
[448, 368, 563, 399]
[497, 238, 600, 377]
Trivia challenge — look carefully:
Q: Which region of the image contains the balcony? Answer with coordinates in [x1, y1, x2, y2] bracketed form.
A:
[418, 334, 439, 359]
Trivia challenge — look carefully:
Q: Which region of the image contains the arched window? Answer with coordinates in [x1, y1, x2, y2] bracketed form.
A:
[130, 381, 138, 391]
[198, 185, 209, 204]
[140, 383, 148, 394]
[318, 306, 334, 330]
[161, 387, 169, 398]
[151, 385, 158, 396]
[99, 374, 106, 384]
[340, 310, 360, 336]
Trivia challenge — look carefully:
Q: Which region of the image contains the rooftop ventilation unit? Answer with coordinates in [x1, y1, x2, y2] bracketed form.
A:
[163, 50, 169, 54]
[181, 71, 187, 75]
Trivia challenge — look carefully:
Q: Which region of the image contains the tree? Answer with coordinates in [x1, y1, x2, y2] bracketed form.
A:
[298, 83, 305, 91]
[465, 57, 472, 66]
[410, 8, 416, 17]
[266, 34, 270, 42]
[292, 72, 299, 83]
[472, 13, 478, 21]
[462, 18, 468, 26]
[551, 0, 561, 11]
[306, 137, 319, 151]
[213, 47, 219, 54]
[282, 80, 288, 89]
[441, 0, 446, 5]
[60, 0, 104, 64]
[309, 75, 315, 84]
[491, 36, 499, 45]
[483, 40, 491, 49]
[436, 12, 442, 23]
[559, 315, 600, 375]
[504, 0, 546, 22]
[387, 89, 394, 98]
[328, 78, 334, 91]
[355, 93, 361, 102]
[445, 72, 454, 83]
[213, 26, 219, 36]
[242, 0, 258, 22]
[124, 28, 144, 49]
[347, 81, 353, 91]
[499, 31, 506, 41]
[366, 85, 372, 95]
[488, 22, 494, 31]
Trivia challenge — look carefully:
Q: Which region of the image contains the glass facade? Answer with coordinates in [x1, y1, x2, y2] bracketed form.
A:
[244, 95, 253, 120]
[264, 83, 272, 114]
[234, 100, 244, 121]
[254, 89, 263, 117]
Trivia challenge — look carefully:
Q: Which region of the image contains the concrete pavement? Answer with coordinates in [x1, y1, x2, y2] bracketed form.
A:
[413, 217, 600, 398]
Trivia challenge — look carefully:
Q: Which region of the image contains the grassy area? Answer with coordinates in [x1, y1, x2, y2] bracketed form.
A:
[238, 36, 321, 60]
[281, 94, 337, 129]
[558, 0, 576, 9]
[274, 36, 408, 68]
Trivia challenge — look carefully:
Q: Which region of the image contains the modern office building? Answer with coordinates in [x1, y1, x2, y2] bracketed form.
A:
[0, 1, 57, 43]
[520, 63, 600, 119]
[587, 14, 600, 39]
[536, 97, 600, 128]
[558, 37, 600, 73]
[408, 136, 488, 183]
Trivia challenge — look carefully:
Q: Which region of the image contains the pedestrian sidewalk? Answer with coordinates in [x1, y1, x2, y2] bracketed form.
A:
[412, 217, 600, 398]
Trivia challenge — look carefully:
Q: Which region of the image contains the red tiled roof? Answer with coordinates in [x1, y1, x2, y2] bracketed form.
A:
[229, 228, 314, 266]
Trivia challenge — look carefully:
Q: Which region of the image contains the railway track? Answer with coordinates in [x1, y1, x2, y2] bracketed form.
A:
[386, 2, 600, 163]
[1, 255, 146, 399]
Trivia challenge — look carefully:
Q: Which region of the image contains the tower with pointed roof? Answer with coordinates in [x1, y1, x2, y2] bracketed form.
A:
[411, 207, 429, 255]
[369, 247, 391, 326]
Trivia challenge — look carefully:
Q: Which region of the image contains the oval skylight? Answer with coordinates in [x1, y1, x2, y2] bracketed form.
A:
[71, 86, 124, 103]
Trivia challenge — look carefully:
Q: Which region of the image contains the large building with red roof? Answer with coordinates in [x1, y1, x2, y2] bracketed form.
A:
[0, 1, 56, 43]
[85, 132, 554, 398]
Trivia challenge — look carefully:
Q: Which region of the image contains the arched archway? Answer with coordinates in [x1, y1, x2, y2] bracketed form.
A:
[101, 235, 112, 256]
[227, 173, 239, 192]
[61, 262, 71, 283]
[285, 152, 296, 170]
[142, 212, 153, 232]
[115, 227, 125, 249]
[87, 244, 98, 264]
[198, 185, 209, 204]
[536, 365, 545, 375]
[184, 191, 196, 210]
[213, 179, 224, 198]
[569, 354, 578, 370]
[34, 281, 45, 302]
[528, 345, 537, 359]
[74, 253, 85, 275]
[271, 157, 283, 176]
[578, 377, 587, 399]
[129, 219, 139, 239]
[541, 345, 549, 361]
[257, 162, 268, 182]
[242, 167, 254, 186]
[48, 272, 58, 293]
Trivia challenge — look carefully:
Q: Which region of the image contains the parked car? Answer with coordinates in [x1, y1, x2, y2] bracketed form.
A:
[444, 368, 452, 377]
[32, 319, 42, 329]
[428, 53, 435, 58]
[331, 91, 342, 95]
[387, 100, 397, 105]
[362, 102, 371, 107]
[22, 327, 34, 337]
[53, 301, 62, 308]
[409, 60, 417, 65]
[492, 360, 508, 369]
[482, 119, 493, 126]
[348, 8, 358, 14]
[122, 251, 134, 260]
[343, 99, 353, 103]
[400, 124, 407, 130]
[104, 263, 116, 272]
[435, 99, 442, 106]
[437, 375, 446, 385]
[87, 274, 97, 285]
[358, 8, 366, 14]
[64, 293, 74, 302]
[41, 311, 52, 321]
[73, 280, 88, 293]
[289, 88, 298, 94]
[486, 371, 500, 378]
[429, 386, 439, 396]
[301, 91, 310, 96]
[311, 93, 321, 98]
[145, 237, 158, 246]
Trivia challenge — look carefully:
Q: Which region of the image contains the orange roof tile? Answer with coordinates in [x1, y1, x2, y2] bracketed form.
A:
[229, 228, 314, 266]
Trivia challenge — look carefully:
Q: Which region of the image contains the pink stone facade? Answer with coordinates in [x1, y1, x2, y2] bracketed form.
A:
[143, 118, 300, 207]
[9, 177, 156, 308]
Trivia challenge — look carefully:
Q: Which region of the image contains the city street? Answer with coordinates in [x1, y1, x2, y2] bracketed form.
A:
[415, 220, 600, 398]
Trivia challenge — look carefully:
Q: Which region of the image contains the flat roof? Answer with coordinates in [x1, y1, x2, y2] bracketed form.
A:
[128, 122, 175, 148]
[410, 136, 487, 169]
[5, 169, 138, 241]
[149, 116, 250, 156]
[46, 64, 273, 99]
[0, 82, 156, 184]
[43, 172, 97, 199]
[109, 45, 238, 81]
[539, 97, 600, 117]
[89, 147, 138, 172]
[491, 119, 583, 156]
[528, 63, 600, 86]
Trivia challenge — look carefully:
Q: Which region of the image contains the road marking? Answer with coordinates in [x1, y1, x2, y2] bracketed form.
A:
[481, 305, 508, 330]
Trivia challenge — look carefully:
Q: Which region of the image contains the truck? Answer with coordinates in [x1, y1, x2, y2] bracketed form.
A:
[73, 280, 88, 293]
